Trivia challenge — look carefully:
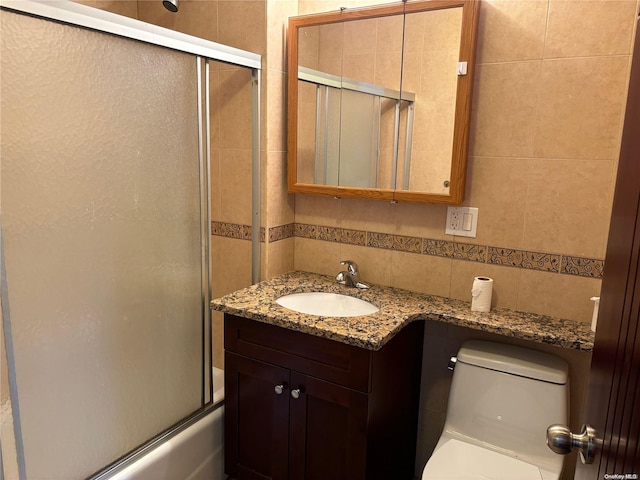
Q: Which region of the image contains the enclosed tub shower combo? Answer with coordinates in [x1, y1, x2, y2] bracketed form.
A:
[0, 1, 260, 478]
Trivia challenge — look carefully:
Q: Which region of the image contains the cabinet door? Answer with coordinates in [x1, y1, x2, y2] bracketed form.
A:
[225, 352, 290, 480]
[289, 371, 369, 480]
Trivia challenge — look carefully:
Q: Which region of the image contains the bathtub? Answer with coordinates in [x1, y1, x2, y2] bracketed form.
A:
[106, 367, 226, 480]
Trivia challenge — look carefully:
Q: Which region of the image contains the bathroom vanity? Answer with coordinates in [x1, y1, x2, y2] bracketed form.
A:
[212, 271, 594, 480]
[224, 314, 423, 480]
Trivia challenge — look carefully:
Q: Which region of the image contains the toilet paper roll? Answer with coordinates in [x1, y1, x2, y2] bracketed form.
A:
[471, 276, 493, 312]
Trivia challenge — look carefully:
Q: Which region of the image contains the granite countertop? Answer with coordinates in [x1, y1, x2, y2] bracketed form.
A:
[211, 270, 595, 352]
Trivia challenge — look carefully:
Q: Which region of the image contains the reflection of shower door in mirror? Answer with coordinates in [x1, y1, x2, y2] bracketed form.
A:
[301, 71, 415, 190]
[314, 86, 381, 188]
[1, 9, 205, 479]
[288, 0, 479, 204]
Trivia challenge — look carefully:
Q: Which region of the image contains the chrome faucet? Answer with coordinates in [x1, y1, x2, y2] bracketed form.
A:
[336, 260, 369, 289]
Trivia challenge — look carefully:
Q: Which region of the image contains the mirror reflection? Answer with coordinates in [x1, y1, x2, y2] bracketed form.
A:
[397, 6, 463, 194]
[288, 1, 479, 204]
[296, 14, 404, 190]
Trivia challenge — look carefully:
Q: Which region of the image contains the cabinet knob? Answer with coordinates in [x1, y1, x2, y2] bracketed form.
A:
[275, 384, 285, 395]
[291, 388, 301, 399]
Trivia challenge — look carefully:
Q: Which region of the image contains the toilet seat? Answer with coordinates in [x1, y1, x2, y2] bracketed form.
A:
[422, 438, 548, 480]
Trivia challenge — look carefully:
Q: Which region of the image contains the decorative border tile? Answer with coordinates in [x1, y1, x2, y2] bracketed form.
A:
[520, 251, 560, 273]
[561, 256, 604, 278]
[367, 231, 394, 249]
[318, 226, 341, 242]
[211, 221, 251, 240]
[268, 223, 295, 242]
[366, 232, 422, 253]
[211, 221, 264, 242]
[392, 234, 423, 254]
[341, 228, 367, 246]
[424, 240, 485, 262]
[487, 247, 523, 267]
[423, 239, 453, 257]
[487, 248, 561, 273]
[295, 223, 317, 239]
[212, 221, 605, 279]
[451, 243, 487, 262]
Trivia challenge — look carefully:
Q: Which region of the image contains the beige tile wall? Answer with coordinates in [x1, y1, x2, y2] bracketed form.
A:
[289, 2, 636, 476]
[82, 0, 635, 340]
[73, 2, 637, 477]
[75, 0, 139, 19]
[263, 0, 297, 279]
[293, 0, 637, 326]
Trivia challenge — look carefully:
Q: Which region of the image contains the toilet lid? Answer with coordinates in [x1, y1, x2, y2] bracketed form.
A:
[422, 439, 543, 480]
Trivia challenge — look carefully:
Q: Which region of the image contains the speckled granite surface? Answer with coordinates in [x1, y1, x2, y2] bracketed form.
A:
[211, 271, 595, 352]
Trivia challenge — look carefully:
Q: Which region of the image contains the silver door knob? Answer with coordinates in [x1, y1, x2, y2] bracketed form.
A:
[274, 384, 285, 395]
[546, 424, 596, 464]
[291, 388, 301, 399]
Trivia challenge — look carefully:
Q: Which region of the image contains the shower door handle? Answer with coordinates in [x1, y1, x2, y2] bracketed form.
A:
[546, 424, 596, 464]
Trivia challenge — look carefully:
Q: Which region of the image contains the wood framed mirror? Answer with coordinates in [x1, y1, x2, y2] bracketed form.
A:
[287, 0, 479, 204]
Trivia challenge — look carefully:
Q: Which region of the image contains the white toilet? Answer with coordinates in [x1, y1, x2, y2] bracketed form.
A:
[423, 340, 569, 480]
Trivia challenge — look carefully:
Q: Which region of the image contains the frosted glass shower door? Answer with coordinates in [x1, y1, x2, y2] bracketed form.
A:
[1, 10, 206, 479]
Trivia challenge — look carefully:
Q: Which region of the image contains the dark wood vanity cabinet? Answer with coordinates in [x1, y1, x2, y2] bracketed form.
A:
[224, 313, 424, 480]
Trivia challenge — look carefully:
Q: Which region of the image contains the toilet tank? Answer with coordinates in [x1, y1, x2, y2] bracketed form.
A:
[444, 341, 569, 472]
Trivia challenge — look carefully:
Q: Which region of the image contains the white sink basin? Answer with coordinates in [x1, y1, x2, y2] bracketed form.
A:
[276, 292, 379, 317]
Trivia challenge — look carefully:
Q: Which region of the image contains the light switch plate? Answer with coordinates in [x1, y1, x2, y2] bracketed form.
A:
[445, 206, 478, 237]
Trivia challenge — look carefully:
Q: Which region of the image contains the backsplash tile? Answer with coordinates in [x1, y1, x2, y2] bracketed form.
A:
[487, 247, 523, 267]
[214, 221, 605, 280]
[561, 256, 605, 278]
[268, 223, 295, 242]
[341, 228, 367, 246]
[295, 223, 316, 239]
[391, 234, 423, 254]
[423, 239, 453, 257]
[211, 221, 264, 242]
[367, 232, 395, 250]
[425, 240, 486, 262]
[317, 225, 342, 243]
[451, 243, 487, 262]
[368, 232, 423, 253]
[211, 220, 252, 240]
[520, 251, 561, 273]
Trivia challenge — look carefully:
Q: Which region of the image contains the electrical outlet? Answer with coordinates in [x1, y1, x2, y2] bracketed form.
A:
[445, 206, 478, 237]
